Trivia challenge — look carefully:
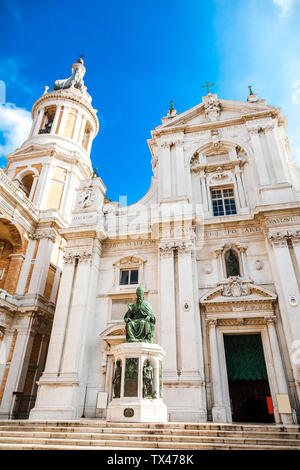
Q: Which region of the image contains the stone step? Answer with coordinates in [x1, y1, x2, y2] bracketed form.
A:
[0, 420, 297, 432]
[0, 431, 300, 446]
[0, 438, 298, 450]
[0, 420, 298, 450]
[0, 428, 299, 440]
[0, 422, 298, 433]
[0, 424, 299, 436]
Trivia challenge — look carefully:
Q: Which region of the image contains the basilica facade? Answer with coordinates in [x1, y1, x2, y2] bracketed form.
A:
[0, 59, 300, 424]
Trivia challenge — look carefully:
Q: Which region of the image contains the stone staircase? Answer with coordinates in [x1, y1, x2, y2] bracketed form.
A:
[0, 420, 299, 450]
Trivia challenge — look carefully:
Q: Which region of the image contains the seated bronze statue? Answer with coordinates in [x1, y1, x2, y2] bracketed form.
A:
[124, 287, 156, 343]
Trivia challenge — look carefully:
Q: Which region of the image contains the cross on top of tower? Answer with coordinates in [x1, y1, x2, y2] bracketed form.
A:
[201, 81, 215, 95]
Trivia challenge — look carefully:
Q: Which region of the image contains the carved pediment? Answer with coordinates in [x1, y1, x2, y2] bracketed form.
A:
[157, 97, 275, 130]
[201, 277, 276, 304]
[100, 323, 125, 347]
[7, 143, 53, 158]
[113, 255, 146, 268]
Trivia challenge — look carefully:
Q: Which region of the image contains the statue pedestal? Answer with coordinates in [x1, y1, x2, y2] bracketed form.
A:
[107, 342, 168, 423]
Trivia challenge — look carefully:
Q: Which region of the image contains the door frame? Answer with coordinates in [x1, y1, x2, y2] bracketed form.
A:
[217, 324, 280, 424]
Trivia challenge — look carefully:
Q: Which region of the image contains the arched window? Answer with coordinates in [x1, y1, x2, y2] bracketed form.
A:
[39, 107, 55, 134]
[19, 173, 34, 198]
[225, 249, 240, 277]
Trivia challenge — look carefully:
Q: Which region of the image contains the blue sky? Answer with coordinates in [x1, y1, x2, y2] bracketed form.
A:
[1, 0, 300, 204]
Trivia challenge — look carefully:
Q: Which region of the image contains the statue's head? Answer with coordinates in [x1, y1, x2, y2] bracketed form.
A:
[136, 286, 144, 300]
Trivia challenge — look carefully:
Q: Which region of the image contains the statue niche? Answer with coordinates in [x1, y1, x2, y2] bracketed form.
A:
[225, 249, 240, 277]
[124, 286, 156, 343]
[112, 360, 122, 398]
[143, 360, 156, 399]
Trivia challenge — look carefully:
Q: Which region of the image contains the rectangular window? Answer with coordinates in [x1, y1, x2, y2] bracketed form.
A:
[120, 269, 139, 285]
[211, 188, 237, 216]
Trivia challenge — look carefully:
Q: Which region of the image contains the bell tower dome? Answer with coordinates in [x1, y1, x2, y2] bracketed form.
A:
[27, 58, 99, 163]
[5, 59, 101, 221]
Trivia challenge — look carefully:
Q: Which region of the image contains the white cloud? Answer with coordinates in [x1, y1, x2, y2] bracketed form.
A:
[273, 0, 297, 16]
[0, 103, 32, 161]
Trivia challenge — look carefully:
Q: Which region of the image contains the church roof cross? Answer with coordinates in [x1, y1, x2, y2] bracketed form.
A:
[201, 81, 215, 95]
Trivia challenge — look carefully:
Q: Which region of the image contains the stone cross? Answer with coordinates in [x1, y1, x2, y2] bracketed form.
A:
[201, 81, 215, 95]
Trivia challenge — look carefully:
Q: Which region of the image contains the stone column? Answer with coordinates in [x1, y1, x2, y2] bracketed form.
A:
[264, 125, 289, 184]
[49, 248, 63, 304]
[240, 246, 249, 278]
[268, 233, 300, 343]
[234, 167, 247, 208]
[159, 243, 177, 372]
[72, 111, 82, 142]
[160, 143, 172, 199]
[30, 241, 102, 419]
[37, 255, 77, 377]
[86, 130, 95, 155]
[267, 232, 300, 397]
[176, 242, 199, 371]
[61, 167, 79, 219]
[0, 318, 34, 419]
[191, 171, 202, 206]
[30, 108, 44, 137]
[200, 171, 209, 214]
[208, 320, 227, 422]
[15, 239, 36, 295]
[57, 106, 70, 136]
[291, 234, 300, 274]
[248, 128, 270, 186]
[50, 105, 62, 135]
[176, 241, 207, 421]
[37, 162, 54, 210]
[175, 140, 186, 198]
[77, 114, 87, 146]
[215, 247, 225, 280]
[266, 318, 294, 424]
[28, 232, 56, 297]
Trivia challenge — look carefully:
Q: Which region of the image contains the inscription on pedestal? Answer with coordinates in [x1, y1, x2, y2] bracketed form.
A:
[124, 357, 139, 397]
[123, 408, 134, 418]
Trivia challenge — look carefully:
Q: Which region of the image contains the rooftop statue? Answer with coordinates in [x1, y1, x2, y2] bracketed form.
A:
[53, 58, 86, 92]
[124, 287, 156, 343]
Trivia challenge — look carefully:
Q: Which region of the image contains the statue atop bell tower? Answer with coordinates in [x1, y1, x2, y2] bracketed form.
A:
[54, 57, 86, 92]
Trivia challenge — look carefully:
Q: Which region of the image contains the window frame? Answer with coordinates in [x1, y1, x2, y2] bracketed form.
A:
[119, 268, 139, 286]
[211, 186, 237, 217]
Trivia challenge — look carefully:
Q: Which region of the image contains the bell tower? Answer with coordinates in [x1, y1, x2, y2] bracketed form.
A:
[5, 58, 99, 222]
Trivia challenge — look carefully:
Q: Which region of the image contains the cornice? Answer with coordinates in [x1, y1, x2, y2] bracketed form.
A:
[151, 109, 280, 140]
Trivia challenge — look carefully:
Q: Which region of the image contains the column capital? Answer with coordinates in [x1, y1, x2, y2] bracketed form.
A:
[63, 248, 94, 265]
[158, 242, 175, 257]
[159, 239, 193, 256]
[268, 230, 300, 247]
[160, 141, 170, 150]
[29, 228, 58, 243]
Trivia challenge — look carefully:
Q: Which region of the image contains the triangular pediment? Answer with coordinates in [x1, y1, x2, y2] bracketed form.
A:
[7, 143, 55, 158]
[157, 96, 276, 131]
[200, 278, 277, 304]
